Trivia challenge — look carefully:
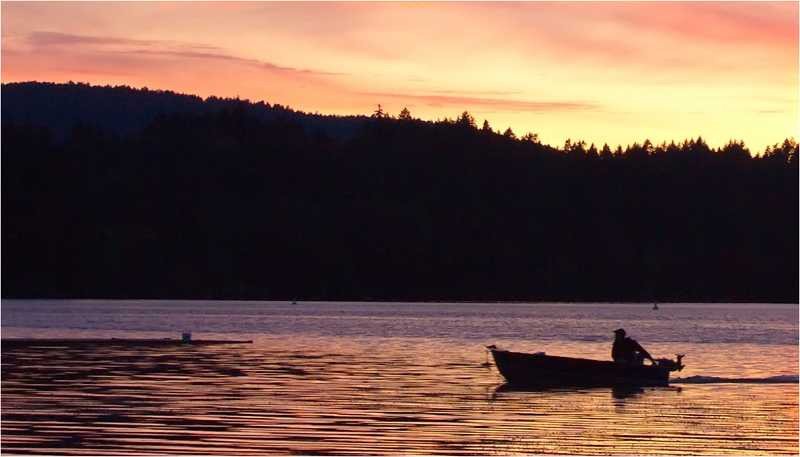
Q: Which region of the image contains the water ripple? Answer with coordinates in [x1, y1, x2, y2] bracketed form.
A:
[3, 338, 798, 455]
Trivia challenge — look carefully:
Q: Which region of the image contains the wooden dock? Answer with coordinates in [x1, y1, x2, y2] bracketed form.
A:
[1, 338, 253, 349]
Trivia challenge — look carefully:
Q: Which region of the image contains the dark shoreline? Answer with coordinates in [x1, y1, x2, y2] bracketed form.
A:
[1, 338, 253, 350]
[4, 82, 797, 304]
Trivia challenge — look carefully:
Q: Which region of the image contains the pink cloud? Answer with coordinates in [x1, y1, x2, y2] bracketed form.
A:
[461, 2, 797, 85]
[261, 62, 345, 77]
[26, 31, 152, 48]
[17, 31, 347, 80]
[646, 2, 798, 50]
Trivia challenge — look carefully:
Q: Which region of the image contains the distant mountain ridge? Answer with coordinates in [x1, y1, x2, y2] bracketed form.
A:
[1, 81, 368, 142]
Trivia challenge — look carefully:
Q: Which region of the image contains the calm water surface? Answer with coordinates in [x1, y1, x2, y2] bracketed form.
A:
[2, 301, 798, 455]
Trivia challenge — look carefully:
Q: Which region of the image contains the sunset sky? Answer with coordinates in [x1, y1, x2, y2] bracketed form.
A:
[2, 1, 798, 152]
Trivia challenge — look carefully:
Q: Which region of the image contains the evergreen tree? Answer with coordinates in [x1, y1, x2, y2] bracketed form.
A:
[456, 111, 476, 128]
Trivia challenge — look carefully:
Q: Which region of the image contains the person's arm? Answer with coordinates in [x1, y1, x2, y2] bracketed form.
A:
[633, 340, 654, 361]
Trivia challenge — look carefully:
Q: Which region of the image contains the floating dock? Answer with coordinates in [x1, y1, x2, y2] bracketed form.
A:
[1, 338, 253, 349]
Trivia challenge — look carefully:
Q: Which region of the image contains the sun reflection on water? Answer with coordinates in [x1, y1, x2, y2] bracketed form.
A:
[2, 336, 797, 455]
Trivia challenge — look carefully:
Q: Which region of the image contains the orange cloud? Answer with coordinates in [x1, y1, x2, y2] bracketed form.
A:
[353, 91, 600, 114]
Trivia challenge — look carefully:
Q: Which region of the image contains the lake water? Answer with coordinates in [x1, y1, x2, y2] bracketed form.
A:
[2, 300, 798, 455]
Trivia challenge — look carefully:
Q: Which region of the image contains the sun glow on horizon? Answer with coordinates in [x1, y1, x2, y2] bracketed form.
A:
[2, 1, 797, 153]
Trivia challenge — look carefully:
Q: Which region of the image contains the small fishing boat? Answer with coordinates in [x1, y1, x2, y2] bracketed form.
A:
[488, 346, 684, 388]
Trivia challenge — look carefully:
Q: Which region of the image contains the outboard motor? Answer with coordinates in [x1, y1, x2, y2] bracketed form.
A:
[655, 354, 685, 371]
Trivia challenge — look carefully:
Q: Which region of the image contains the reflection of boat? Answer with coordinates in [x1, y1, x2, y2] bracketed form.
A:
[488, 346, 683, 388]
[611, 385, 645, 399]
[493, 382, 646, 399]
[653, 303, 659, 310]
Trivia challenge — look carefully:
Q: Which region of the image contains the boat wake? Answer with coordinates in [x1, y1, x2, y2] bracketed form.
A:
[672, 374, 799, 384]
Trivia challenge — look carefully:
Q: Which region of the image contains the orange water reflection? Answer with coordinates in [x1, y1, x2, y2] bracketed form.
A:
[2, 337, 797, 455]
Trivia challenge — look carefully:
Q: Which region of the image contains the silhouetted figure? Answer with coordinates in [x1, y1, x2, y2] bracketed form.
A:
[612, 329, 653, 364]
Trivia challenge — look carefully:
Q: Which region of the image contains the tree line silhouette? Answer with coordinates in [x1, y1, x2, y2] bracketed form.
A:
[2, 82, 797, 302]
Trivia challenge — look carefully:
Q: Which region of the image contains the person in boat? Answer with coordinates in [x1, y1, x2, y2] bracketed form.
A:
[612, 328, 654, 364]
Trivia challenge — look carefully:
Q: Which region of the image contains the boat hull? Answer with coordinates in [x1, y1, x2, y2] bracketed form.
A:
[490, 349, 671, 388]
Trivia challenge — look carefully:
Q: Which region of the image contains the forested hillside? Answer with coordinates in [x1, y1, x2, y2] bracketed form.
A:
[1, 81, 367, 142]
[2, 82, 797, 302]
